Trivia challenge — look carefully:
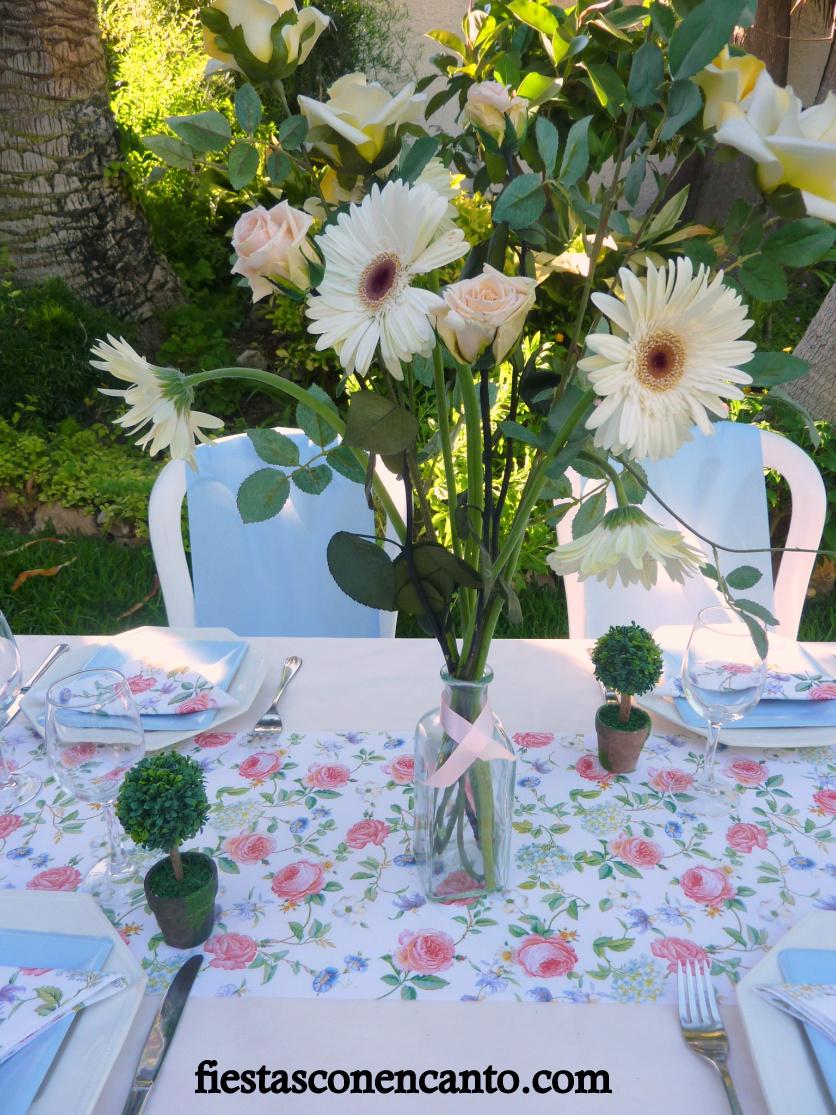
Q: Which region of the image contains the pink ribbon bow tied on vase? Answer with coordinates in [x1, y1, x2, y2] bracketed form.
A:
[425, 696, 514, 788]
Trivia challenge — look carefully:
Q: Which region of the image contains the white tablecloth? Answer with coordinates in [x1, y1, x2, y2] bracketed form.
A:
[13, 635, 832, 1114]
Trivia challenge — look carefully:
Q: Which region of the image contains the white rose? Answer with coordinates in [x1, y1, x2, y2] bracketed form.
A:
[434, 265, 538, 365]
[298, 73, 426, 166]
[203, 0, 329, 70]
[231, 201, 317, 301]
[463, 81, 528, 143]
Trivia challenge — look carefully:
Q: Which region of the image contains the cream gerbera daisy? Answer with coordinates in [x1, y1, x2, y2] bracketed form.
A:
[581, 258, 755, 460]
[92, 335, 222, 466]
[305, 179, 468, 379]
[548, 506, 702, 589]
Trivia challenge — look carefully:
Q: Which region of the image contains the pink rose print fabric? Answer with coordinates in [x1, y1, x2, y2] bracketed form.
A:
[0, 723, 833, 1005]
[109, 656, 237, 715]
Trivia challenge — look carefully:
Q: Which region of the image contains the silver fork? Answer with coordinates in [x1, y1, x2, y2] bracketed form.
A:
[676, 959, 743, 1115]
[251, 656, 302, 737]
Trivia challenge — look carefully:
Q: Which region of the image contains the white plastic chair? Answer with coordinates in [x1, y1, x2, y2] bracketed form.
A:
[149, 427, 407, 637]
[556, 421, 825, 640]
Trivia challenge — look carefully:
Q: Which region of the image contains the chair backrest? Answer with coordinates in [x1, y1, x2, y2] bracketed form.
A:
[149, 428, 406, 637]
[556, 421, 825, 640]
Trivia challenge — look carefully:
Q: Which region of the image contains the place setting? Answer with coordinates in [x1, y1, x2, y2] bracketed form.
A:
[2, 0, 836, 1112]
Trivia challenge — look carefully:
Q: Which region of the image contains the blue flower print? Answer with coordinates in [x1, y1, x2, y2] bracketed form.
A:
[515, 843, 573, 877]
[384, 737, 406, 750]
[475, 970, 508, 994]
[664, 821, 683, 840]
[626, 908, 652, 932]
[345, 955, 368, 972]
[394, 854, 416, 868]
[814, 895, 836, 910]
[611, 957, 667, 1003]
[6, 847, 31, 860]
[394, 893, 426, 911]
[517, 776, 541, 789]
[30, 853, 49, 869]
[289, 818, 309, 835]
[526, 987, 553, 1002]
[789, 856, 816, 871]
[312, 967, 339, 994]
[0, 983, 24, 1005]
[311, 807, 331, 820]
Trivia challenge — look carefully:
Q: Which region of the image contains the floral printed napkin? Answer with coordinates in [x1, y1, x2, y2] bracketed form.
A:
[93, 655, 238, 716]
[653, 628, 836, 701]
[0, 966, 131, 1065]
[757, 982, 836, 1042]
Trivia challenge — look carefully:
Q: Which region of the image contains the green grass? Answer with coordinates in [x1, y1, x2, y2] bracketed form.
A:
[1, 527, 832, 642]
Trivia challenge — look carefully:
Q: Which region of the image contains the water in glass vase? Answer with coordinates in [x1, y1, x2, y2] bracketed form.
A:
[414, 668, 516, 903]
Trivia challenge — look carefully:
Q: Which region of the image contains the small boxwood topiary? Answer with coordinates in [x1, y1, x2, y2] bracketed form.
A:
[116, 752, 209, 882]
[591, 622, 664, 726]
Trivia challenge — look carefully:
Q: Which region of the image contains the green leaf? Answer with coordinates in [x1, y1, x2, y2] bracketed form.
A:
[410, 974, 449, 990]
[660, 79, 703, 141]
[517, 72, 560, 104]
[746, 351, 809, 388]
[669, 0, 751, 80]
[606, 6, 650, 29]
[234, 83, 263, 135]
[266, 150, 292, 185]
[237, 469, 290, 523]
[498, 420, 548, 450]
[572, 489, 607, 539]
[426, 28, 466, 55]
[399, 136, 441, 183]
[228, 141, 259, 189]
[650, 1, 675, 38]
[586, 62, 626, 110]
[508, 0, 558, 35]
[248, 428, 299, 466]
[167, 110, 231, 153]
[326, 531, 397, 610]
[764, 219, 836, 267]
[766, 387, 821, 449]
[559, 116, 592, 187]
[343, 392, 419, 456]
[394, 542, 481, 617]
[623, 152, 647, 208]
[292, 463, 332, 495]
[400, 984, 418, 1000]
[739, 612, 768, 659]
[621, 462, 648, 504]
[327, 444, 365, 484]
[734, 598, 779, 627]
[739, 257, 787, 302]
[493, 173, 546, 230]
[279, 114, 308, 152]
[725, 565, 762, 590]
[628, 40, 664, 108]
[296, 384, 339, 447]
[535, 114, 560, 177]
[217, 855, 240, 874]
[143, 134, 193, 170]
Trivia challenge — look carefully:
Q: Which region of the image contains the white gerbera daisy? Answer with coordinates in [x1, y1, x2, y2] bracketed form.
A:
[305, 179, 468, 379]
[547, 506, 702, 590]
[92, 335, 222, 466]
[581, 258, 755, 460]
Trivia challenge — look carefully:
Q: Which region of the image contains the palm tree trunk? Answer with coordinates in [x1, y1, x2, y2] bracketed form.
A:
[0, 0, 180, 324]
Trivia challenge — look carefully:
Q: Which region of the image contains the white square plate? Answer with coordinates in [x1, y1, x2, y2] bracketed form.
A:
[0, 890, 146, 1115]
[20, 627, 267, 751]
[738, 911, 836, 1115]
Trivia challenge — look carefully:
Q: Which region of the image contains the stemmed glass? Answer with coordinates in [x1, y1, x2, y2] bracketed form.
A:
[45, 669, 145, 890]
[681, 605, 767, 814]
[0, 609, 41, 810]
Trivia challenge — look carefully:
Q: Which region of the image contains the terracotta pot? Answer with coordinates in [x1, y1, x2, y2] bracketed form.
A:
[144, 851, 218, 949]
[595, 705, 651, 774]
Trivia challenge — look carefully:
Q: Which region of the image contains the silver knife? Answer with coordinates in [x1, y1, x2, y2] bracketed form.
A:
[121, 954, 203, 1115]
[4, 643, 70, 728]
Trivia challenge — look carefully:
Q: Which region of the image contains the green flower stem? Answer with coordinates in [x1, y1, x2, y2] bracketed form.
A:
[188, 366, 406, 541]
[456, 362, 484, 650]
[470, 759, 495, 889]
[579, 450, 629, 507]
[428, 287, 462, 562]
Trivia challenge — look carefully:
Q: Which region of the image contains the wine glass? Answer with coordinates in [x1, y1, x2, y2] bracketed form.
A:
[0, 610, 41, 810]
[681, 606, 767, 814]
[45, 669, 145, 890]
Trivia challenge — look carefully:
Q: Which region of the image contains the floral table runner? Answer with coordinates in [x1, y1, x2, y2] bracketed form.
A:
[1, 720, 833, 1004]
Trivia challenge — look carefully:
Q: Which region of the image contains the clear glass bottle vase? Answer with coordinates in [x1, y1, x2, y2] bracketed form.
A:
[414, 667, 516, 903]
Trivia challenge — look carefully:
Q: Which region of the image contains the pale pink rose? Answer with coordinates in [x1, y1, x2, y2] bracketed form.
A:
[195, 731, 236, 749]
[722, 663, 754, 674]
[435, 870, 478, 907]
[463, 80, 528, 141]
[434, 265, 537, 364]
[205, 933, 258, 970]
[178, 691, 213, 715]
[385, 756, 414, 784]
[610, 835, 664, 868]
[231, 202, 317, 302]
[27, 866, 82, 892]
[726, 822, 768, 853]
[649, 768, 694, 794]
[61, 743, 97, 768]
[345, 819, 390, 849]
[223, 832, 277, 864]
[651, 937, 709, 973]
[304, 764, 350, 790]
[126, 674, 156, 694]
[726, 758, 768, 786]
[515, 934, 578, 979]
[21, 967, 50, 977]
[680, 866, 735, 905]
[809, 683, 836, 701]
[576, 753, 612, 783]
[396, 929, 455, 974]
[813, 789, 836, 815]
[513, 732, 554, 750]
[0, 814, 23, 840]
[271, 860, 325, 901]
[239, 752, 283, 780]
